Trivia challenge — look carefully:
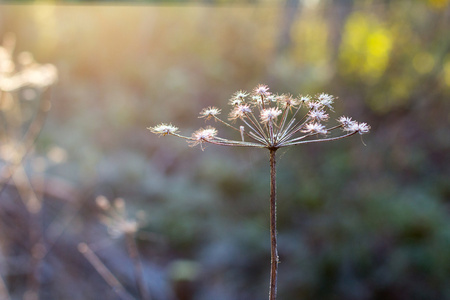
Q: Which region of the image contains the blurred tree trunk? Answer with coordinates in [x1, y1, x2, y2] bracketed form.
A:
[328, 0, 354, 61]
[268, 0, 302, 86]
[276, 0, 301, 55]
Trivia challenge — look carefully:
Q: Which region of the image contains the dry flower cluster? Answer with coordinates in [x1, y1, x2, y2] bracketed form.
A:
[150, 84, 369, 151]
[149, 85, 369, 300]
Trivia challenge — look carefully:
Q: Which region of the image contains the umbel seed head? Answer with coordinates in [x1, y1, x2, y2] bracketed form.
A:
[149, 123, 179, 136]
[149, 84, 370, 150]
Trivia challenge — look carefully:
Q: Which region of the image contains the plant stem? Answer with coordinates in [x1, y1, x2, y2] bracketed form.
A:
[78, 243, 135, 300]
[269, 148, 278, 300]
[125, 232, 151, 300]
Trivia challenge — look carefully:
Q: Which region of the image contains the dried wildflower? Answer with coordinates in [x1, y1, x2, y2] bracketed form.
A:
[302, 122, 327, 135]
[308, 101, 323, 111]
[229, 98, 243, 106]
[229, 104, 252, 120]
[92, 195, 150, 299]
[338, 116, 354, 128]
[233, 90, 249, 100]
[251, 95, 269, 106]
[149, 123, 178, 136]
[308, 109, 329, 122]
[253, 84, 270, 96]
[266, 94, 278, 103]
[192, 126, 217, 141]
[149, 84, 370, 300]
[199, 106, 221, 120]
[189, 126, 218, 150]
[356, 122, 371, 134]
[277, 94, 299, 109]
[260, 107, 282, 124]
[317, 93, 334, 110]
[229, 90, 249, 105]
[299, 95, 311, 103]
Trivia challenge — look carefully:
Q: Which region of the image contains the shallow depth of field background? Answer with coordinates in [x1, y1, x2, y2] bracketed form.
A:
[0, 1, 449, 299]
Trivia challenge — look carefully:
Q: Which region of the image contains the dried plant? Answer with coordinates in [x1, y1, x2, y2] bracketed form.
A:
[149, 84, 370, 300]
[0, 33, 58, 300]
[93, 196, 152, 300]
[0, 32, 58, 203]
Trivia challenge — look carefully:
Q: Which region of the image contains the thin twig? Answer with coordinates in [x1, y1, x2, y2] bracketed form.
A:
[283, 131, 358, 147]
[125, 233, 151, 300]
[0, 275, 11, 300]
[78, 243, 135, 300]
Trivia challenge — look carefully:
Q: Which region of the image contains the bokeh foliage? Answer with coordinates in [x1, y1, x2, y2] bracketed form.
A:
[0, 1, 449, 299]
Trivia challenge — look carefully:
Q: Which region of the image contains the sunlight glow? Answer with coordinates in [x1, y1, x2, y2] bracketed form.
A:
[339, 13, 393, 81]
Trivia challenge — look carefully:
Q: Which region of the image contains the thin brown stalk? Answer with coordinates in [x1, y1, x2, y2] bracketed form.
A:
[0, 275, 10, 300]
[283, 131, 358, 147]
[125, 233, 151, 300]
[269, 149, 278, 300]
[78, 243, 135, 300]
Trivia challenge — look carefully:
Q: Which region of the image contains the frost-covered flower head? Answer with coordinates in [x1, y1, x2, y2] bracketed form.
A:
[338, 116, 354, 128]
[356, 122, 371, 135]
[308, 100, 324, 111]
[308, 109, 329, 122]
[149, 84, 369, 150]
[277, 94, 299, 109]
[233, 90, 249, 100]
[299, 95, 311, 103]
[149, 123, 178, 136]
[253, 84, 271, 97]
[302, 122, 327, 135]
[199, 106, 221, 120]
[192, 126, 217, 141]
[229, 90, 249, 106]
[189, 126, 218, 150]
[229, 104, 252, 120]
[317, 93, 334, 110]
[260, 107, 282, 124]
[338, 116, 370, 135]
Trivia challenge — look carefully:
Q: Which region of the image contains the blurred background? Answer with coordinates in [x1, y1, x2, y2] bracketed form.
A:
[0, 1, 449, 299]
